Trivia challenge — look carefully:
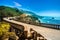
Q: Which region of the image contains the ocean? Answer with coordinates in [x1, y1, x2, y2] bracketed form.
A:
[39, 16, 60, 25]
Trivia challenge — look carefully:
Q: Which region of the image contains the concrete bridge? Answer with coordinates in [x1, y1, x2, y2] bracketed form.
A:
[3, 17, 60, 40]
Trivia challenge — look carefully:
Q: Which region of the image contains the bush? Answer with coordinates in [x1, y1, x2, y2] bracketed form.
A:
[0, 22, 10, 37]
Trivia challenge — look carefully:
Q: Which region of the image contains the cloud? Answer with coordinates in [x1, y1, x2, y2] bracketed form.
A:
[13, 1, 22, 7]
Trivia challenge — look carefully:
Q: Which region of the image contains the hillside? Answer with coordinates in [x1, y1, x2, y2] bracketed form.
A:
[13, 13, 41, 25]
[0, 6, 23, 21]
[0, 6, 41, 24]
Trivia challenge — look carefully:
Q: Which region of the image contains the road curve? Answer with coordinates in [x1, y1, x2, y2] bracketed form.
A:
[3, 17, 60, 40]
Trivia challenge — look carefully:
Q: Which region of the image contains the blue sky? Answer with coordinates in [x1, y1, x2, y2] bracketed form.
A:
[0, 0, 60, 17]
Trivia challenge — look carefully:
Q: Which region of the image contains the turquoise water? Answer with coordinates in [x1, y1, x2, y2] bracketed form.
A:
[39, 17, 60, 25]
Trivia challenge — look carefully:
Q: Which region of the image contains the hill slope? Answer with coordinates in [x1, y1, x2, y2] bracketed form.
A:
[0, 6, 23, 21]
[0, 6, 41, 23]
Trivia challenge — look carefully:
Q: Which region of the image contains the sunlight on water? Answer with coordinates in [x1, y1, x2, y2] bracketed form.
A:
[39, 16, 60, 24]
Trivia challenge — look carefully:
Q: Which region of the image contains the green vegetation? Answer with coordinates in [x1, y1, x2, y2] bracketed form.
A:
[0, 6, 20, 39]
[1, 32, 17, 40]
[0, 6, 23, 21]
[15, 14, 40, 25]
[0, 22, 10, 36]
[0, 6, 40, 24]
[0, 22, 17, 40]
[0, 6, 41, 40]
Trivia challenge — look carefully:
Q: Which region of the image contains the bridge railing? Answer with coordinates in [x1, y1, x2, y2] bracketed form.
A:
[40, 23, 60, 29]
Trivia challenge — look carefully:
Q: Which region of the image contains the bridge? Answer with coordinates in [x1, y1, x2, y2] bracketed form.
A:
[3, 17, 60, 40]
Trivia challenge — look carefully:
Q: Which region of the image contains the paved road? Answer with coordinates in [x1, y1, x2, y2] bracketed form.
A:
[3, 17, 60, 40]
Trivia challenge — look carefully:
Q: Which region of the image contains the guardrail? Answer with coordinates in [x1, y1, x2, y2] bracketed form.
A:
[40, 23, 60, 29]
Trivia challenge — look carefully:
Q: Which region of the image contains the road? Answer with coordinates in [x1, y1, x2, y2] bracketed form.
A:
[3, 17, 60, 40]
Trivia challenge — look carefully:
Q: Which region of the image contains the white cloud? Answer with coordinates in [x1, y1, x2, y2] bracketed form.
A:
[13, 1, 22, 7]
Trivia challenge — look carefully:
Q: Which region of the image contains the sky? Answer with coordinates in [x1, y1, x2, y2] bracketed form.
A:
[0, 0, 60, 17]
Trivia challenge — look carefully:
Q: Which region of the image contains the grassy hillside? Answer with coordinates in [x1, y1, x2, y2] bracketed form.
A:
[0, 6, 23, 21]
[14, 14, 40, 25]
[0, 6, 41, 23]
